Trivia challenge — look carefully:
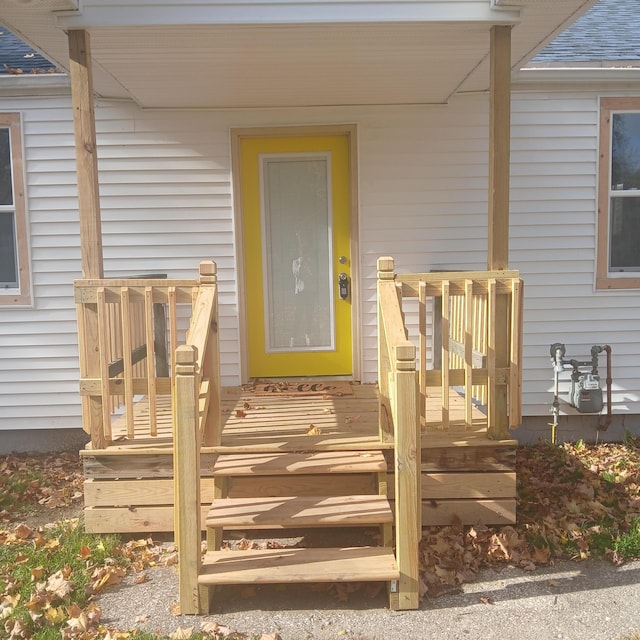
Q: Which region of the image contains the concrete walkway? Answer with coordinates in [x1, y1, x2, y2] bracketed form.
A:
[98, 558, 640, 640]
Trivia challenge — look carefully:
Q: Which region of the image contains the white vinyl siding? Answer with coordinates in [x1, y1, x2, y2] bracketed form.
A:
[0, 96, 80, 429]
[510, 92, 640, 418]
[3, 89, 640, 434]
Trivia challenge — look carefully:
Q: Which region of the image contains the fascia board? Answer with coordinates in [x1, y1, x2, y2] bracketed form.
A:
[515, 67, 640, 85]
[0, 74, 70, 96]
[54, 1, 520, 28]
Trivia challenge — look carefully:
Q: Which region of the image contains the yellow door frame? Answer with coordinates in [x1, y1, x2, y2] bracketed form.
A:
[231, 125, 360, 382]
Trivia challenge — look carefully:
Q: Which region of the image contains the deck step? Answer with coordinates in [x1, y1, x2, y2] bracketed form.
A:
[209, 450, 387, 476]
[205, 495, 393, 529]
[198, 546, 399, 585]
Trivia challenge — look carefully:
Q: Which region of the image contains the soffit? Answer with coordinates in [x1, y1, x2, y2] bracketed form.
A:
[86, 22, 491, 108]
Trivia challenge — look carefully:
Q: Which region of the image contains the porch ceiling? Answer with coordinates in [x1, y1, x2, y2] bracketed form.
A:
[88, 23, 492, 109]
[1, 0, 598, 108]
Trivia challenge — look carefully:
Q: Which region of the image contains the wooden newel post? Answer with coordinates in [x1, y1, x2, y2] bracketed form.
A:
[174, 344, 202, 615]
[198, 260, 221, 446]
[377, 257, 395, 442]
[393, 342, 420, 610]
[198, 260, 217, 286]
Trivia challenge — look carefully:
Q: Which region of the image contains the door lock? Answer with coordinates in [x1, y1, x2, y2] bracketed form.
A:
[338, 273, 350, 300]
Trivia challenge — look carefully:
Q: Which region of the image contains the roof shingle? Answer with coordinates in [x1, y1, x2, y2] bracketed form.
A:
[0, 26, 58, 74]
[533, 0, 640, 63]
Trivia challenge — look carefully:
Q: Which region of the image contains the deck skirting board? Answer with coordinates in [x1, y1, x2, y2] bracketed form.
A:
[83, 498, 517, 533]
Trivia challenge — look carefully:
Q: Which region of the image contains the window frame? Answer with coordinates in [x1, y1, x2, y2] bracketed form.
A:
[0, 112, 31, 306]
[597, 97, 640, 290]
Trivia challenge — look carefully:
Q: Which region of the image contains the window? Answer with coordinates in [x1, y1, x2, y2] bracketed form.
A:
[597, 98, 640, 289]
[0, 113, 31, 305]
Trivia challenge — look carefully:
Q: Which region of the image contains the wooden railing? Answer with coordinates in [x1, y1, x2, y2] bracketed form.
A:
[377, 257, 421, 611]
[173, 262, 221, 615]
[74, 261, 220, 450]
[376, 256, 523, 609]
[377, 257, 523, 440]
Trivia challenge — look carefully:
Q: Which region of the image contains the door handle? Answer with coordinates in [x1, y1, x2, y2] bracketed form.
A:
[338, 273, 350, 300]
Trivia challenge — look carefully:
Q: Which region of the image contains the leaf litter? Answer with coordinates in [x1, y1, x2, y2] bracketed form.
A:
[1, 441, 639, 637]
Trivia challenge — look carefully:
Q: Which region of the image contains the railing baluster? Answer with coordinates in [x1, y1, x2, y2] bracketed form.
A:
[106, 302, 118, 414]
[75, 302, 91, 435]
[487, 279, 497, 433]
[168, 286, 178, 397]
[144, 286, 158, 436]
[510, 278, 523, 428]
[464, 279, 474, 430]
[418, 280, 427, 425]
[121, 287, 135, 438]
[96, 287, 112, 440]
[441, 280, 450, 430]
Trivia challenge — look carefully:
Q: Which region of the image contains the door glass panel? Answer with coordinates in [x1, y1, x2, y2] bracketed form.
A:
[260, 154, 334, 352]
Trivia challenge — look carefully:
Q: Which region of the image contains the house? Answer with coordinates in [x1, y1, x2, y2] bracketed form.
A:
[0, 0, 638, 612]
[1, 0, 638, 452]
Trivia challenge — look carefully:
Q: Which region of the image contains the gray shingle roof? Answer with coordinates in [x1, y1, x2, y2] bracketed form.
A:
[0, 26, 58, 74]
[533, 0, 640, 63]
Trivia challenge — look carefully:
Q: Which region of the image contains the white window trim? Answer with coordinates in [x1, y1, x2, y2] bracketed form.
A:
[597, 97, 640, 290]
[0, 112, 32, 306]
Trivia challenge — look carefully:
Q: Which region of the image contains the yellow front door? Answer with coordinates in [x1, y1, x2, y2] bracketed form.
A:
[240, 134, 353, 378]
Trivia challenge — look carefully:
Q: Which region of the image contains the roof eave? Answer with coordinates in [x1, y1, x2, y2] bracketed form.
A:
[513, 66, 640, 90]
[0, 73, 69, 95]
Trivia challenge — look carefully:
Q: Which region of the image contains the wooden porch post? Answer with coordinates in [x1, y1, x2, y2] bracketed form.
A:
[69, 29, 106, 448]
[68, 29, 103, 279]
[488, 25, 512, 439]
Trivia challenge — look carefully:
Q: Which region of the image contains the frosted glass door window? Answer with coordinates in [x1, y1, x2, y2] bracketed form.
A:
[260, 154, 334, 352]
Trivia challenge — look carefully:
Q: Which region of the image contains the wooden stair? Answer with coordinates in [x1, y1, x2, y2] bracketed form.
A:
[198, 450, 400, 611]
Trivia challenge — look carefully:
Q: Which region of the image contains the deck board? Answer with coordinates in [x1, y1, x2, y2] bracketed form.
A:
[205, 495, 394, 528]
[102, 383, 505, 454]
[198, 547, 399, 585]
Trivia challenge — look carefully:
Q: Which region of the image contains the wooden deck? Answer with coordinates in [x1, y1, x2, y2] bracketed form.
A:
[82, 383, 517, 533]
[103, 383, 497, 450]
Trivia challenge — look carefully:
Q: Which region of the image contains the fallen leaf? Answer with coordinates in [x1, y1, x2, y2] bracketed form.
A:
[78, 545, 92, 560]
[480, 595, 495, 605]
[46, 569, 73, 599]
[14, 524, 32, 540]
[306, 425, 322, 435]
[170, 627, 194, 639]
[31, 566, 44, 581]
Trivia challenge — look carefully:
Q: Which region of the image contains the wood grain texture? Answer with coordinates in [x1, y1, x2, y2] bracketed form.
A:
[205, 495, 393, 528]
[198, 547, 399, 585]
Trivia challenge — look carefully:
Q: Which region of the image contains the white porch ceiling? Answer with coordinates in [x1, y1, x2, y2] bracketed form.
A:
[88, 23, 492, 108]
[0, 0, 598, 108]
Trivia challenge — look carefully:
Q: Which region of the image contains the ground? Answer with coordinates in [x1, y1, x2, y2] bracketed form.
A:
[1, 440, 639, 639]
